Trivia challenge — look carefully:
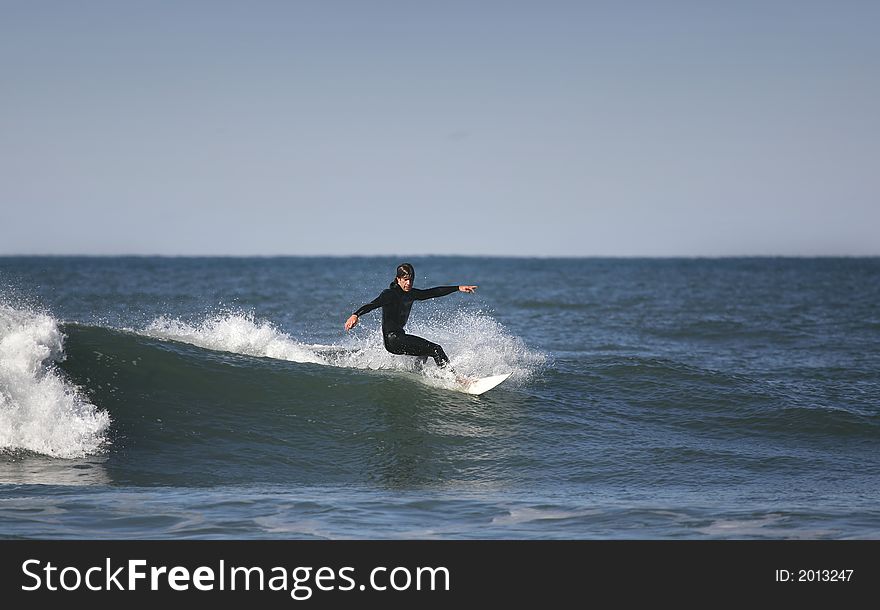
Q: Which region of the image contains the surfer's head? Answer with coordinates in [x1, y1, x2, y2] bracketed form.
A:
[395, 263, 414, 291]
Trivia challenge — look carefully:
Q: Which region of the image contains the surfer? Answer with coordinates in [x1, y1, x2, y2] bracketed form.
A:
[344, 262, 477, 368]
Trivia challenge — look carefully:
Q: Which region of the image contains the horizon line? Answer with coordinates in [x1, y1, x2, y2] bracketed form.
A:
[1, 253, 879, 260]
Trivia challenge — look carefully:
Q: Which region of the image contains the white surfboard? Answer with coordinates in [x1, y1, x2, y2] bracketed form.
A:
[457, 372, 512, 395]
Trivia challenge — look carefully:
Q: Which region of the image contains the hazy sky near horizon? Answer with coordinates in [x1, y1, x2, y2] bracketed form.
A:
[2, 0, 878, 256]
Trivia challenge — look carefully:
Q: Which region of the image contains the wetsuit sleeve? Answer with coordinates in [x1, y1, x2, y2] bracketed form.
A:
[353, 289, 393, 317]
[411, 286, 459, 301]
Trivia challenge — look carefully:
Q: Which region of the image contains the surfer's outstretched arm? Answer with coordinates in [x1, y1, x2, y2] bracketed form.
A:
[412, 285, 478, 301]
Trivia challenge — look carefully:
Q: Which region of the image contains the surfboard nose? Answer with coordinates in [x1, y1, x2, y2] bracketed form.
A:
[463, 372, 512, 395]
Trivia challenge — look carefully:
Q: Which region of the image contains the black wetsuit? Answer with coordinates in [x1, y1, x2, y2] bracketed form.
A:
[353, 282, 459, 367]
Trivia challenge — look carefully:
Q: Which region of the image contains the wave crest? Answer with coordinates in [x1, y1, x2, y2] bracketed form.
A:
[0, 305, 110, 458]
[140, 309, 545, 383]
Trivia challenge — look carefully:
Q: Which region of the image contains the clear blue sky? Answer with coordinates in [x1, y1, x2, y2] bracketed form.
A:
[2, 0, 878, 256]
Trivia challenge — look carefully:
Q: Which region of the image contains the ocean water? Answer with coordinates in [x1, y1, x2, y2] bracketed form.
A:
[1, 256, 879, 539]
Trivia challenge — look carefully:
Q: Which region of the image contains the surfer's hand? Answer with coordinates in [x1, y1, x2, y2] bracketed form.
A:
[459, 285, 477, 293]
[344, 314, 359, 330]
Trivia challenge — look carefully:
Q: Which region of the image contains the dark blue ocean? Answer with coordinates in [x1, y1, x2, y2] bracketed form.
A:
[1, 256, 879, 539]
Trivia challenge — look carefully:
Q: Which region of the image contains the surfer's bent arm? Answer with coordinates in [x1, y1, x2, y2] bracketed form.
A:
[346, 290, 393, 330]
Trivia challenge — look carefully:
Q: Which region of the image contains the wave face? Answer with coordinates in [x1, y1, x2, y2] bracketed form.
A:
[0, 305, 110, 458]
[47, 315, 545, 487]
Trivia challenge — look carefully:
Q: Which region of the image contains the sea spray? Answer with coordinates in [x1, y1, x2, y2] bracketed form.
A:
[0, 305, 110, 458]
[141, 309, 546, 384]
[143, 312, 326, 364]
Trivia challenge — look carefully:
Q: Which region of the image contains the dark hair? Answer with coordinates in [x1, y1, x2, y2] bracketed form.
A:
[396, 263, 414, 279]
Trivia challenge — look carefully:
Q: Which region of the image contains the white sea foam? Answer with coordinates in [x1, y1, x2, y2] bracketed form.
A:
[330, 309, 546, 389]
[490, 507, 601, 526]
[144, 313, 326, 364]
[0, 305, 110, 458]
[697, 513, 837, 538]
[411, 309, 546, 382]
[141, 309, 545, 386]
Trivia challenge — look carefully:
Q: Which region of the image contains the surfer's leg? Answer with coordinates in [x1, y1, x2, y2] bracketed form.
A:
[430, 343, 450, 368]
[385, 333, 449, 368]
